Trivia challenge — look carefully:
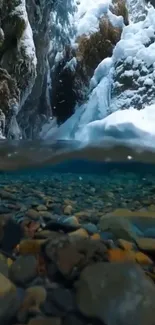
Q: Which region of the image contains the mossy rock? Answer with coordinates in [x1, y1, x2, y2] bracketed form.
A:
[0, 28, 4, 48]
[0, 68, 19, 117]
[3, 11, 27, 40]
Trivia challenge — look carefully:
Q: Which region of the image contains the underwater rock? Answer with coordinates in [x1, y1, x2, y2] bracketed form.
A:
[18, 0, 54, 138]
[17, 285, 47, 323]
[107, 248, 153, 265]
[76, 262, 155, 325]
[136, 237, 155, 252]
[9, 255, 38, 286]
[42, 287, 76, 317]
[99, 215, 137, 241]
[45, 235, 107, 278]
[0, 272, 19, 322]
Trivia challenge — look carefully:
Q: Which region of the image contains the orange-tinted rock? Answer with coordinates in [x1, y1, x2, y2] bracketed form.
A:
[108, 248, 153, 265]
[18, 286, 47, 323]
[18, 239, 47, 255]
[91, 233, 101, 240]
[45, 235, 107, 278]
[69, 228, 89, 238]
[118, 239, 134, 251]
[136, 238, 155, 251]
[135, 252, 153, 265]
[107, 248, 135, 262]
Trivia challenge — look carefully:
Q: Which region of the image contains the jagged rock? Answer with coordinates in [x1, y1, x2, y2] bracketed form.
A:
[18, 0, 54, 138]
[1, 0, 37, 106]
[45, 235, 107, 278]
[0, 68, 19, 137]
[0, 0, 37, 137]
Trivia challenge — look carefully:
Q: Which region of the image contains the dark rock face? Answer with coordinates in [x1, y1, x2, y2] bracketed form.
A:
[0, 0, 54, 139]
[18, 0, 54, 138]
[51, 56, 78, 125]
[0, 0, 37, 138]
[145, 0, 155, 7]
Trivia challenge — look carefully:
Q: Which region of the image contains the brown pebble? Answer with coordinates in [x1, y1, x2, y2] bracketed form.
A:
[69, 228, 89, 238]
[17, 286, 47, 323]
[18, 239, 47, 255]
[26, 209, 40, 219]
[64, 205, 73, 215]
[36, 205, 47, 212]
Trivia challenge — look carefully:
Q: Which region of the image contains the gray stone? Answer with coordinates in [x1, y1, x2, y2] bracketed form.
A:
[99, 216, 137, 241]
[9, 255, 38, 286]
[0, 272, 19, 322]
[76, 262, 155, 325]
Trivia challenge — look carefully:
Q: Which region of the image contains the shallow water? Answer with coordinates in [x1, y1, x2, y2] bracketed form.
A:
[1, 139, 155, 223]
[1, 140, 155, 324]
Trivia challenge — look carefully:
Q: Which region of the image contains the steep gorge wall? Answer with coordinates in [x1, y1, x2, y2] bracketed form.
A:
[18, 0, 54, 138]
[0, 0, 54, 139]
[0, 0, 37, 138]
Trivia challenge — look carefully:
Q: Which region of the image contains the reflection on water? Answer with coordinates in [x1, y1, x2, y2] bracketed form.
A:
[1, 138, 155, 171]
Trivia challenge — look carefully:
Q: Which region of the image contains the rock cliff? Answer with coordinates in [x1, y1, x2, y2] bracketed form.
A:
[0, 0, 53, 139]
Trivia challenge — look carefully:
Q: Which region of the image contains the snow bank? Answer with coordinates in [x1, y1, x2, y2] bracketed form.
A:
[74, 104, 155, 149]
[74, 0, 123, 38]
[113, 7, 155, 66]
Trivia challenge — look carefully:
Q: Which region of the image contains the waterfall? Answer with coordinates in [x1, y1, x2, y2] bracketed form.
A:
[41, 0, 155, 149]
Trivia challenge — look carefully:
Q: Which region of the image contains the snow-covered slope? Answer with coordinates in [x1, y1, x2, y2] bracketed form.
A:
[41, 0, 155, 150]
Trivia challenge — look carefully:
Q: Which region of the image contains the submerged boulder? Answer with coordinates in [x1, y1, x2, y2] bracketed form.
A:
[76, 262, 155, 325]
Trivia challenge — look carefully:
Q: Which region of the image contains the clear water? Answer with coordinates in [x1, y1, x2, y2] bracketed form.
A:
[1, 139, 155, 325]
[1, 139, 155, 221]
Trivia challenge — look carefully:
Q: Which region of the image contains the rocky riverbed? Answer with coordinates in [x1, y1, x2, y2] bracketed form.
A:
[1, 169, 155, 324]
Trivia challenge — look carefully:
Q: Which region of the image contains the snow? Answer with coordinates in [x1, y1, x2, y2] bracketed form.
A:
[42, 0, 155, 151]
[16, 1, 37, 67]
[90, 57, 113, 89]
[74, 0, 124, 37]
[113, 7, 155, 67]
[74, 104, 155, 150]
[144, 78, 153, 86]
